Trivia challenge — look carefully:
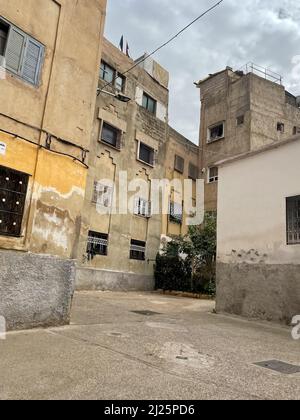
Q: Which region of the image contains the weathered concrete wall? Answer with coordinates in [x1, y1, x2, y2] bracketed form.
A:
[76, 268, 154, 292]
[216, 138, 300, 323]
[216, 262, 300, 324]
[0, 251, 75, 331]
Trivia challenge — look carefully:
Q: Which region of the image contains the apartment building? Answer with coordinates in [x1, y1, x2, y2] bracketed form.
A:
[75, 39, 199, 291]
[196, 64, 300, 211]
[0, 0, 107, 330]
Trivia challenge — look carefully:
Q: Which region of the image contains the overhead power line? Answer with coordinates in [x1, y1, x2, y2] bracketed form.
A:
[100, 0, 225, 93]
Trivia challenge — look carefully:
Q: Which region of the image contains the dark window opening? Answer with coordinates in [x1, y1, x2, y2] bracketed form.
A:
[174, 155, 184, 174]
[138, 142, 154, 166]
[130, 239, 146, 261]
[237, 115, 245, 126]
[188, 163, 198, 181]
[0, 166, 29, 237]
[101, 122, 121, 149]
[142, 93, 156, 115]
[0, 21, 9, 56]
[86, 231, 108, 259]
[169, 201, 183, 225]
[286, 196, 300, 245]
[277, 122, 285, 133]
[293, 126, 300, 136]
[208, 167, 219, 183]
[208, 122, 224, 142]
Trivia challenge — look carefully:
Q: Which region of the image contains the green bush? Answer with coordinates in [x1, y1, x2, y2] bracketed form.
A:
[154, 213, 217, 296]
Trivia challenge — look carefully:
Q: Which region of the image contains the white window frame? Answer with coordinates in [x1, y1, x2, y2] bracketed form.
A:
[208, 167, 219, 183]
[137, 141, 155, 167]
[207, 121, 225, 144]
[92, 182, 113, 209]
[134, 197, 151, 218]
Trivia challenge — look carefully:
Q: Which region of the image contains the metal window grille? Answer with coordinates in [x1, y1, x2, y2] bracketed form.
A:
[174, 155, 184, 173]
[169, 201, 183, 225]
[87, 231, 108, 259]
[92, 182, 113, 208]
[0, 166, 29, 237]
[130, 240, 146, 261]
[134, 197, 151, 218]
[286, 196, 300, 245]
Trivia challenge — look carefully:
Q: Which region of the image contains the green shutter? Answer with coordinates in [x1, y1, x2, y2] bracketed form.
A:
[5, 26, 25, 74]
[22, 38, 43, 85]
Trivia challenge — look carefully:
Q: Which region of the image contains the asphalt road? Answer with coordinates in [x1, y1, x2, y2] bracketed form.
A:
[0, 291, 299, 400]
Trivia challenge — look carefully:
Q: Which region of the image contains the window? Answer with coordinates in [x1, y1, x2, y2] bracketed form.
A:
[138, 142, 155, 166]
[286, 196, 300, 245]
[293, 126, 300, 135]
[101, 122, 121, 149]
[130, 240, 146, 261]
[237, 115, 245, 126]
[277, 123, 285, 133]
[87, 231, 108, 259]
[134, 197, 151, 218]
[188, 163, 198, 181]
[92, 182, 113, 208]
[142, 93, 157, 115]
[100, 61, 125, 93]
[0, 17, 44, 86]
[174, 155, 184, 174]
[100, 61, 114, 84]
[0, 21, 9, 56]
[0, 166, 29, 237]
[208, 167, 219, 183]
[207, 122, 225, 143]
[169, 201, 183, 225]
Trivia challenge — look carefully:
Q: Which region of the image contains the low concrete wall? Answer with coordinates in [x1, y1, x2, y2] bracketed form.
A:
[0, 251, 75, 331]
[76, 267, 154, 292]
[216, 262, 300, 324]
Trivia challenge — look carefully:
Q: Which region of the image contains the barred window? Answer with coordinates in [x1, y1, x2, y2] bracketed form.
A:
[0, 166, 29, 237]
[174, 155, 184, 174]
[286, 196, 300, 245]
[87, 231, 108, 259]
[92, 182, 113, 208]
[130, 239, 146, 261]
[169, 201, 183, 225]
[134, 197, 151, 218]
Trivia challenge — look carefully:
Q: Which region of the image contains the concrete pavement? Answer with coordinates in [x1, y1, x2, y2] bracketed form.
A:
[0, 291, 299, 400]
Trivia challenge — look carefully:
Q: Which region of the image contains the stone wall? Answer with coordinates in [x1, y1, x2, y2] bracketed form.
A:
[0, 251, 75, 331]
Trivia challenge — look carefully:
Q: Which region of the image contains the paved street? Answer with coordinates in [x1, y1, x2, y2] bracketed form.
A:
[0, 291, 299, 400]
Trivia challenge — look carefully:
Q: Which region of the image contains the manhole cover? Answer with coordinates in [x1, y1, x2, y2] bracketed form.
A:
[132, 310, 161, 316]
[254, 360, 300, 375]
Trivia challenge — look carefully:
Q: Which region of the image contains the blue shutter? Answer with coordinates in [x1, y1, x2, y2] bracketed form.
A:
[5, 27, 25, 74]
[22, 38, 43, 85]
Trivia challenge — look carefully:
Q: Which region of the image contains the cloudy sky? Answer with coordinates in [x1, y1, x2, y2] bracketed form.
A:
[105, 0, 300, 143]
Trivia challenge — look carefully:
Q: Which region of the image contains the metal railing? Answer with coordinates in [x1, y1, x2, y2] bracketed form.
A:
[240, 62, 283, 85]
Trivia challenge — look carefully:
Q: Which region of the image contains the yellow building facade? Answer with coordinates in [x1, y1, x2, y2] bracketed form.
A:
[0, 0, 107, 330]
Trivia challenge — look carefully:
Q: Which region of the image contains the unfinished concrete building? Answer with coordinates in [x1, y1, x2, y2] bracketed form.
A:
[196, 64, 300, 211]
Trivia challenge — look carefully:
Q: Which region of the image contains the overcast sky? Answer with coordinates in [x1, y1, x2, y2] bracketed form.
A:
[105, 0, 300, 143]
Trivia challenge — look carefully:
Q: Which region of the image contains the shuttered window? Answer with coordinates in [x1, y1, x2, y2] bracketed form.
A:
[0, 17, 44, 86]
[0, 166, 29, 237]
[169, 201, 183, 225]
[188, 163, 198, 181]
[286, 196, 300, 245]
[134, 197, 151, 218]
[174, 155, 184, 174]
